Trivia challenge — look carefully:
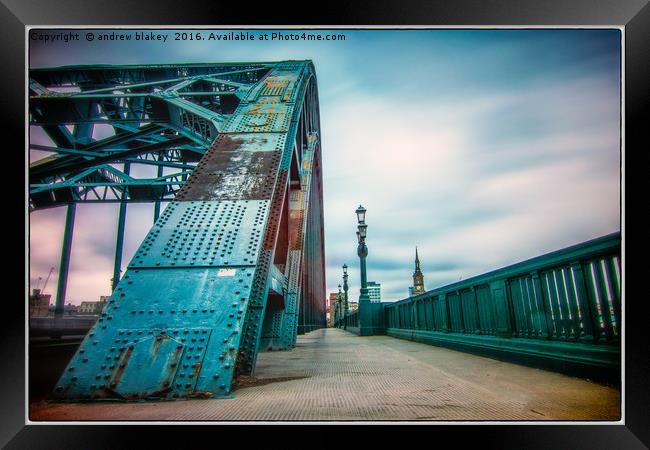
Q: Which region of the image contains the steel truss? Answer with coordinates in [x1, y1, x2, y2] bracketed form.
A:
[34, 61, 327, 400]
[29, 63, 271, 209]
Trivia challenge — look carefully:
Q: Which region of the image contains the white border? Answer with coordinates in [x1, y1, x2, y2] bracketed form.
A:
[25, 24, 625, 427]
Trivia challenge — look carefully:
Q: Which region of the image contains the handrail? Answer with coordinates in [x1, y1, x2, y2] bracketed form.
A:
[383, 232, 621, 345]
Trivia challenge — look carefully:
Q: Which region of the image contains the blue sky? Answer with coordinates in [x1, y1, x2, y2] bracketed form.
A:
[29, 28, 621, 305]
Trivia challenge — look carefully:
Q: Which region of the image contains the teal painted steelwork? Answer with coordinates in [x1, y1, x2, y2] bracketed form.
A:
[111, 162, 130, 292]
[153, 160, 164, 222]
[54, 203, 75, 318]
[48, 61, 327, 400]
[355, 206, 373, 335]
[347, 309, 359, 330]
[381, 233, 621, 381]
[29, 64, 271, 210]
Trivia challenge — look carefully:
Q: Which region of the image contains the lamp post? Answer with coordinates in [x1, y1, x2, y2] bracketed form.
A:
[356, 205, 372, 335]
[343, 264, 349, 330]
[334, 296, 339, 328]
[337, 284, 343, 328]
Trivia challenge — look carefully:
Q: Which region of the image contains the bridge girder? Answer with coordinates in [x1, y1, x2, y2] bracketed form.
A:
[33, 61, 327, 400]
[29, 64, 272, 209]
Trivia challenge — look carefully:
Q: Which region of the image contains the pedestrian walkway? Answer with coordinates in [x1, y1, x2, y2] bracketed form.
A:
[30, 328, 620, 421]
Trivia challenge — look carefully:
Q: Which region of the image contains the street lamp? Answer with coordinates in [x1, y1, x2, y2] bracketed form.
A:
[337, 284, 343, 328]
[356, 205, 366, 224]
[335, 295, 340, 328]
[342, 264, 349, 330]
[356, 205, 371, 335]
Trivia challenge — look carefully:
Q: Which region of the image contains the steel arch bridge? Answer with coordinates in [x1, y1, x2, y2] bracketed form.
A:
[29, 61, 327, 399]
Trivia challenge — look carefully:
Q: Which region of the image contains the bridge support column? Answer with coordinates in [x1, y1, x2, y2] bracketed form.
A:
[54, 203, 76, 318]
[153, 158, 163, 222]
[111, 163, 130, 292]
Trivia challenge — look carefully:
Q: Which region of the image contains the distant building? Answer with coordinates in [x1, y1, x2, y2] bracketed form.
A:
[29, 289, 50, 317]
[348, 302, 359, 312]
[412, 247, 426, 296]
[367, 281, 381, 303]
[325, 296, 331, 326]
[77, 297, 108, 315]
[327, 292, 340, 327]
[47, 303, 79, 316]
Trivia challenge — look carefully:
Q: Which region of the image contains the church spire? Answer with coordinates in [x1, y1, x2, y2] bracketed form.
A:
[412, 247, 425, 295]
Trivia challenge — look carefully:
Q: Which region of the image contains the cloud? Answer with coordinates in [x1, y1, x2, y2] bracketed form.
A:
[319, 43, 619, 298]
[29, 29, 621, 305]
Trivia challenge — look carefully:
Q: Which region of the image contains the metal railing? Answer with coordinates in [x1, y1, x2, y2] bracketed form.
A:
[346, 310, 359, 328]
[334, 309, 359, 328]
[384, 233, 621, 345]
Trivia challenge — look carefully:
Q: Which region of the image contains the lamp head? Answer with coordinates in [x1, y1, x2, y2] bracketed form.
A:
[358, 223, 368, 239]
[355, 205, 366, 224]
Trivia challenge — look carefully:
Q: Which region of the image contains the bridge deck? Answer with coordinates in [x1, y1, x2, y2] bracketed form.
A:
[30, 328, 620, 421]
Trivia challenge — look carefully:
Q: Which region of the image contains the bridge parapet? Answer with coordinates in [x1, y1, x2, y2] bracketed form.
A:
[381, 233, 621, 382]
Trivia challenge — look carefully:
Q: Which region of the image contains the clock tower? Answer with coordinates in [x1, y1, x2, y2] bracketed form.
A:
[412, 247, 425, 295]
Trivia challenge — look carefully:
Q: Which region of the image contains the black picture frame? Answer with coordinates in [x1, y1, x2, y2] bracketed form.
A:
[6, 0, 648, 447]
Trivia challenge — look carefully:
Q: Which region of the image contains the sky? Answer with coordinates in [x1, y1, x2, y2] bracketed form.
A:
[28, 28, 622, 305]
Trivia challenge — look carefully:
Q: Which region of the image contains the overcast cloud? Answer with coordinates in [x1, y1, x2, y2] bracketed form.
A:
[29, 29, 621, 304]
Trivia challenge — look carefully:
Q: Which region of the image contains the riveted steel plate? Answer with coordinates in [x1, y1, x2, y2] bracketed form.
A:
[260, 77, 289, 97]
[175, 134, 286, 201]
[228, 133, 286, 152]
[257, 97, 283, 104]
[274, 62, 306, 72]
[98, 328, 213, 399]
[285, 251, 302, 315]
[223, 103, 292, 133]
[108, 329, 188, 398]
[53, 266, 256, 399]
[129, 200, 269, 268]
[246, 64, 303, 101]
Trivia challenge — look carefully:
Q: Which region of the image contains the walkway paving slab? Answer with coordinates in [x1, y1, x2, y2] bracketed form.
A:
[30, 328, 620, 421]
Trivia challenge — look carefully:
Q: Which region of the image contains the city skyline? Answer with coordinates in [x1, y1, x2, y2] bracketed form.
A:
[29, 28, 621, 304]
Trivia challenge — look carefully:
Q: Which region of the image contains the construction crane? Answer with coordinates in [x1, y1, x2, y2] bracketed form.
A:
[41, 266, 55, 294]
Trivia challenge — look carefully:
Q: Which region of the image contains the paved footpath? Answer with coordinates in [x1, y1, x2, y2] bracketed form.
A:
[31, 328, 620, 421]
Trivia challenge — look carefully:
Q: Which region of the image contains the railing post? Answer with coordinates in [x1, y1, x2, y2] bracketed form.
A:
[456, 290, 465, 333]
[469, 287, 481, 334]
[413, 299, 419, 330]
[593, 259, 616, 342]
[571, 261, 598, 343]
[530, 271, 550, 339]
[490, 280, 513, 338]
[425, 296, 433, 330]
[440, 293, 450, 333]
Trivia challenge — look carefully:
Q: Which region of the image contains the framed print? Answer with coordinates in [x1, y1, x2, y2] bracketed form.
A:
[3, 0, 648, 447]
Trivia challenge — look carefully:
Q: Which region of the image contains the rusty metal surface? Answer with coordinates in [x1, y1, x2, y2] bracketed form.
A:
[175, 134, 284, 201]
